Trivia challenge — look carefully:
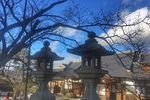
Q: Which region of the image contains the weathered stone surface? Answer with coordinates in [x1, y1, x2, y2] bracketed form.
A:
[29, 41, 64, 100]
[75, 68, 107, 100]
[75, 68, 107, 79]
[67, 33, 112, 100]
[30, 72, 57, 100]
[30, 88, 55, 100]
[81, 79, 101, 100]
[30, 80, 55, 100]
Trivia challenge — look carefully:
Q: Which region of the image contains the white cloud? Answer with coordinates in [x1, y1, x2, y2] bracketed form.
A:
[122, 7, 148, 23]
[49, 27, 84, 67]
[120, 9, 130, 18]
[99, 7, 150, 49]
[74, 32, 84, 42]
[54, 54, 81, 67]
[56, 27, 77, 37]
[50, 26, 84, 52]
[50, 41, 59, 51]
[55, 26, 84, 45]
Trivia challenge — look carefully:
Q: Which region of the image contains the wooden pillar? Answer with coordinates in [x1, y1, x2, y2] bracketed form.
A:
[121, 88, 124, 100]
[145, 80, 147, 100]
[49, 81, 52, 93]
[62, 80, 65, 95]
[124, 85, 126, 100]
[105, 82, 108, 100]
[109, 83, 116, 100]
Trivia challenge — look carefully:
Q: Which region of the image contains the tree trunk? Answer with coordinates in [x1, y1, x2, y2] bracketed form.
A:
[0, 55, 11, 67]
[12, 90, 17, 100]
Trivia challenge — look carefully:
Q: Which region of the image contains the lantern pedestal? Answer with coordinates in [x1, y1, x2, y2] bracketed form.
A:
[81, 79, 100, 100]
[75, 68, 107, 100]
[29, 41, 64, 100]
[67, 32, 113, 100]
[30, 72, 57, 100]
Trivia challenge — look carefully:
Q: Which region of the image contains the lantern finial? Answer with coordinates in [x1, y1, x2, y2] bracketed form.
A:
[88, 31, 96, 39]
[43, 41, 50, 47]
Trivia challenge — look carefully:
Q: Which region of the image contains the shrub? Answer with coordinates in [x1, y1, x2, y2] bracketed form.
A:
[64, 93, 76, 98]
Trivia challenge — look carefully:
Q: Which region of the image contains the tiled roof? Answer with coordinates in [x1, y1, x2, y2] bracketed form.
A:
[101, 53, 132, 78]
[53, 67, 65, 72]
[139, 53, 150, 63]
[64, 52, 150, 79]
[64, 62, 81, 71]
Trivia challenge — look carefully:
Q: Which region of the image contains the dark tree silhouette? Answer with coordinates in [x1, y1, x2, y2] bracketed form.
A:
[0, 0, 149, 71]
[0, 0, 69, 67]
[0, 1, 150, 99]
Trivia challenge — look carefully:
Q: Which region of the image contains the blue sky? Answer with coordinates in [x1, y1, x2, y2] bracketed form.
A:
[31, 0, 150, 67]
[78, 0, 150, 12]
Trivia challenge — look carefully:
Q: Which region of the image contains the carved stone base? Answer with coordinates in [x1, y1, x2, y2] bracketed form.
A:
[81, 79, 101, 100]
[30, 72, 56, 100]
[75, 68, 107, 100]
[30, 85, 55, 100]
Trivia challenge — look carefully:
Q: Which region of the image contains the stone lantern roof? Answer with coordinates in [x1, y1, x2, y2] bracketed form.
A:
[30, 41, 64, 61]
[67, 32, 114, 57]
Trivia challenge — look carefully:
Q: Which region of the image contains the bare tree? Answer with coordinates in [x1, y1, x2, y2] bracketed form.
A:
[0, 0, 71, 67]
[63, 3, 150, 99]
[0, 1, 150, 100]
[0, 0, 149, 68]
[0, 49, 38, 100]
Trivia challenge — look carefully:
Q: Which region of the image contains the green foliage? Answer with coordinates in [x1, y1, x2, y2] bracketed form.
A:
[1, 49, 37, 100]
[64, 92, 76, 98]
[28, 85, 39, 94]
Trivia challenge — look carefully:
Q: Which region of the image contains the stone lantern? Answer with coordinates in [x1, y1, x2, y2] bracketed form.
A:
[67, 32, 114, 100]
[30, 41, 64, 100]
